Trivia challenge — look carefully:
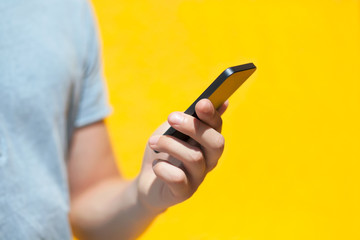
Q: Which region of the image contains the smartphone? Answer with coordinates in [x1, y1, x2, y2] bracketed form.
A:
[162, 63, 256, 142]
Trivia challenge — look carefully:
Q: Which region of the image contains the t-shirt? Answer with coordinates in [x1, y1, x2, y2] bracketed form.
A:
[0, 0, 111, 239]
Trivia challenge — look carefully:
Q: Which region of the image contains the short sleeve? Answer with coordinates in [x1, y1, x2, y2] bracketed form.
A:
[74, 3, 111, 128]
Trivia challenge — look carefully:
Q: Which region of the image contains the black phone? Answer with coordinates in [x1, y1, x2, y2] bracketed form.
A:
[162, 63, 256, 142]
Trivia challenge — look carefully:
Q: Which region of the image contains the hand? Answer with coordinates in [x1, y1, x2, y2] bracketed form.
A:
[137, 99, 229, 213]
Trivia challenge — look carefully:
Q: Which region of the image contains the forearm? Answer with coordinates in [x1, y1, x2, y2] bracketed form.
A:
[70, 177, 163, 240]
[68, 99, 226, 239]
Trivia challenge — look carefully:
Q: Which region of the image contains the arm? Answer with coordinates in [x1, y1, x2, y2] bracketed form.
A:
[68, 99, 228, 240]
[68, 121, 158, 240]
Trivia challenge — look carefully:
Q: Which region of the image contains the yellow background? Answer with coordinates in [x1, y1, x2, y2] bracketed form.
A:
[90, 0, 360, 239]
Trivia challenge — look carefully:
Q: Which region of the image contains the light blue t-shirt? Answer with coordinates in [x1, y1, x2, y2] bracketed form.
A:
[0, 0, 111, 238]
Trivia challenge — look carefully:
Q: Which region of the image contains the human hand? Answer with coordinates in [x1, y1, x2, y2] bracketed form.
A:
[137, 99, 229, 214]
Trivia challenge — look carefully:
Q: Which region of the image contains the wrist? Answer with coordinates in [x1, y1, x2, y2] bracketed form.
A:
[133, 176, 168, 216]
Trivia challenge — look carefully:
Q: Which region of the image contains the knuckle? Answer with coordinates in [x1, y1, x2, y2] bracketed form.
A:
[170, 172, 186, 185]
[214, 134, 225, 152]
[207, 159, 219, 171]
[189, 150, 204, 164]
[156, 136, 170, 150]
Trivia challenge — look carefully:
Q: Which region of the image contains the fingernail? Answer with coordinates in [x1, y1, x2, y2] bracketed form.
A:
[149, 135, 160, 146]
[168, 112, 184, 125]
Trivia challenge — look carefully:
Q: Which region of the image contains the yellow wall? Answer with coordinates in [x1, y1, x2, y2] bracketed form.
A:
[90, 0, 360, 239]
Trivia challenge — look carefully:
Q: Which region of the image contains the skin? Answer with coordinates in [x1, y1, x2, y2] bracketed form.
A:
[68, 99, 229, 240]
